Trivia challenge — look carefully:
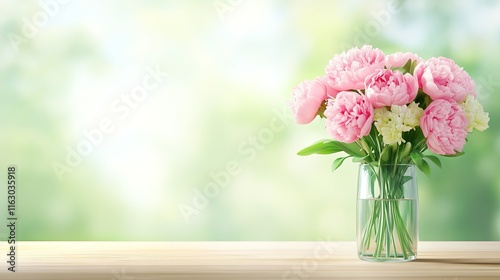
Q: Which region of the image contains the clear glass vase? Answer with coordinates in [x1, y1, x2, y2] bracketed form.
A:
[357, 164, 418, 262]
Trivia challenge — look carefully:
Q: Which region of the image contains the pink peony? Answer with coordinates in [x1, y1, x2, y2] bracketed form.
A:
[319, 76, 340, 98]
[385, 52, 422, 68]
[414, 57, 476, 103]
[324, 91, 374, 143]
[420, 99, 468, 155]
[326, 45, 385, 91]
[365, 69, 418, 108]
[290, 77, 339, 124]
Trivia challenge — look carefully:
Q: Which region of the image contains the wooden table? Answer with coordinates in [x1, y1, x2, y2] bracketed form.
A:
[1, 242, 499, 279]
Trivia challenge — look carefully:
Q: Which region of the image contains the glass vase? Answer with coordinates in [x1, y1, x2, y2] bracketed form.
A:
[357, 164, 418, 262]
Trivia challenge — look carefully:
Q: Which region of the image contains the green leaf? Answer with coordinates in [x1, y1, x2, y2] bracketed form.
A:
[400, 142, 412, 159]
[352, 155, 371, 163]
[424, 155, 442, 168]
[411, 152, 431, 176]
[297, 140, 343, 156]
[401, 175, 413, 185]
[331, 156, 349, 172]
[443, 151, 465, 157]
[410, 152, 423, 165]
[410, 59, 418, 74]
[418, 159, 431, 176]
[297, 139, 366, 158]
[402, 59, 412, 73]
[333, 142, 366, 158]
[380, 145, 391, 162]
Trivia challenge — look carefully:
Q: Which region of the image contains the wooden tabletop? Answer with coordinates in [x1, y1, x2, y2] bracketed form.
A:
[1, 242, 499, 279]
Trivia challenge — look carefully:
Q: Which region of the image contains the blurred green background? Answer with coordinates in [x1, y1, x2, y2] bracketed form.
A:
[0, 0, 499, 241]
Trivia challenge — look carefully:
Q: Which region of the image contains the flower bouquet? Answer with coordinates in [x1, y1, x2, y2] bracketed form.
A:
[290, 45, 489, 261]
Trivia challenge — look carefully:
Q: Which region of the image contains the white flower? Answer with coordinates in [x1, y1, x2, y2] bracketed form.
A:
[402, 102, 423, 127]
[460, 95, 489, 132]
[374, 102, 423, 145]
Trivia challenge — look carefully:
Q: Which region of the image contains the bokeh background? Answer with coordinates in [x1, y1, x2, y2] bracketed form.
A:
[1, 0, 499, 241]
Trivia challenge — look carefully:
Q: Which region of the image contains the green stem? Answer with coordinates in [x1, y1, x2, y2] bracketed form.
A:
[359, 164, 416, 260]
